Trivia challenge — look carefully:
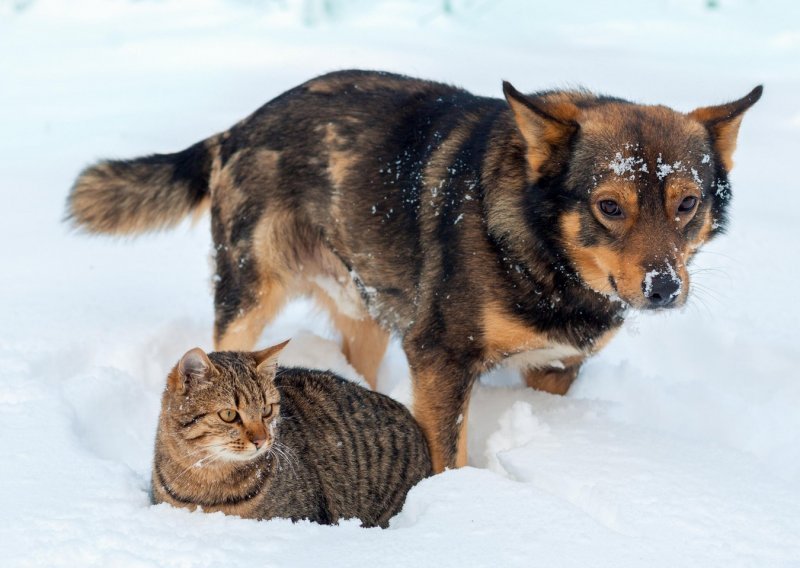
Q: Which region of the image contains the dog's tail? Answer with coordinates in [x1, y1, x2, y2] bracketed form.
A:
[66, 137, 218, 235]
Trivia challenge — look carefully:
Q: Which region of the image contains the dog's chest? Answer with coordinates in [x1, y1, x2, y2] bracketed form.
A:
[482, 302, 588, 370]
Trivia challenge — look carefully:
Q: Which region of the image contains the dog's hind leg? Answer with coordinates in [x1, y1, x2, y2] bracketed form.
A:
[311, 286, 389, 389]
[334, 313, 389, 390]
[214, 278, 288, 351]
[209, 150, 300, 352]
[211, 212, 290, 351]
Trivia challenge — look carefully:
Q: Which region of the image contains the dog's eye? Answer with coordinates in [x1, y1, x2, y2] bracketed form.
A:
[678, 196, 698, 213]
[218, 409, 238, 423]
[598, 200, 623, 218]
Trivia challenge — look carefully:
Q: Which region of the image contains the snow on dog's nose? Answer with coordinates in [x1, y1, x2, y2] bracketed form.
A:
[642, 265, 682, 309]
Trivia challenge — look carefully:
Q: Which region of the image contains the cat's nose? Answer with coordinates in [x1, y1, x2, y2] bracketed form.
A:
[248, 427, 267, 449]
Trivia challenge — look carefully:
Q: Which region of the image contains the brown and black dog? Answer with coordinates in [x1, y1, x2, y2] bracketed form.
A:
[68, 70, 761, 472]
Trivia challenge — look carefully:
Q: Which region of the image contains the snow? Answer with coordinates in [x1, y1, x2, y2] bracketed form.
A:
[2, 0, 800, 566]
[608, 151, 646, 177]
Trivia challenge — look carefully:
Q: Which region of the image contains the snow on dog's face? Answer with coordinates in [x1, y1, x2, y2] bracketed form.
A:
[160, 342, 288, 463]
[504, 84, 762, 310]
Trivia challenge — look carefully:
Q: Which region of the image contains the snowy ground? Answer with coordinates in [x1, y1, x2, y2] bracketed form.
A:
[1, 0, 799, 566]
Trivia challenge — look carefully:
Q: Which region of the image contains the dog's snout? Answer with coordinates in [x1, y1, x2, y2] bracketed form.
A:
[643, 270, 681, 308]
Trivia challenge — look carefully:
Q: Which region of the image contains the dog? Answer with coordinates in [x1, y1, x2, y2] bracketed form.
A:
[67, 70, 761, 472]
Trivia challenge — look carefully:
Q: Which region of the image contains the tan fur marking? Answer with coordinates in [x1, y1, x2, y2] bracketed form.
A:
[412, 371, 447, 474]
[688, 110, 744, 171]
[714, 115, 743, 171]
[524, 364, 580, 395]
[687, 208, 715, 255]
[215, 282, 287, 351]
[329, 151, 357, 190]
[560, 211, 619, 297]
[412, 367, 475, 473]
[321, 123, 358, 201]
[251, 209, 311, 278]
[190, 195, 211, 225]
[253, 147, 280, 171]
[209, 151, 247, 230]
[482, 302, 550, 360]
[423, 114, 482, 198]
[665, 179, 693, 206]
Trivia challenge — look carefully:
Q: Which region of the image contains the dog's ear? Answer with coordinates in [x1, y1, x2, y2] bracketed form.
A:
[503, 81, 580, 181]
[688, 86, 762, 172]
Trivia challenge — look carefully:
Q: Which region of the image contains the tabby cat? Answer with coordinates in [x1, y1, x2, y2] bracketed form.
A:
[151, 340, 432, 528]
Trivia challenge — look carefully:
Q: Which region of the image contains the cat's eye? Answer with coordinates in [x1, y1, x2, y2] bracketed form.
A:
[263, 404, 277, 420]
[218, 409, 238, 423]
[678, 195, 698, 213]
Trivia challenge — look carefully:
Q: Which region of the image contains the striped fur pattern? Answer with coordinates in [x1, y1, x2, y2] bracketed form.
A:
[151, 345, 432, 528]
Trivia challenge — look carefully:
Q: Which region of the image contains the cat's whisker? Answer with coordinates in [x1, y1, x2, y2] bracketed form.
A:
[180, 443, 219, 457]
[269, 443, 297, 477]
[178, 441, 228, 461]
[166, 443, 232, 485]
[274, 441, 299, 462]
[279, 444, 300, 476]
[265, 447, 281, 471]
[277, 443, 298, 473]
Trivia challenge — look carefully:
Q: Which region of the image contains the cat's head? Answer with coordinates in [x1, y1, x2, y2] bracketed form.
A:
[160, 340, 290, 463]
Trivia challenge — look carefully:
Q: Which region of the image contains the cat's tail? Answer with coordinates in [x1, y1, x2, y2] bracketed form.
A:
[66, 136, 218, 235]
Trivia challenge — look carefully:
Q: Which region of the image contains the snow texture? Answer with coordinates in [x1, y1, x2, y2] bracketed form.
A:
[1, 0, 799, 566]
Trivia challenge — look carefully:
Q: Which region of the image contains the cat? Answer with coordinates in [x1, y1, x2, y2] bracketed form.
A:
[151, 340, 432, 528]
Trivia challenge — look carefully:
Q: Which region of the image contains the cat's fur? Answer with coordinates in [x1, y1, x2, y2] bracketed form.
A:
[151, 342, 431, 528]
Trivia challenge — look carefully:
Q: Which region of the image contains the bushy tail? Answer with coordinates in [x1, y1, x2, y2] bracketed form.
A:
[66, 138, 216, 235]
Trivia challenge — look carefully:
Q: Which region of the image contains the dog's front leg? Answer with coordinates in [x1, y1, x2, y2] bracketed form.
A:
[523, 360, 583, 395]
[405, 342, 478, 473]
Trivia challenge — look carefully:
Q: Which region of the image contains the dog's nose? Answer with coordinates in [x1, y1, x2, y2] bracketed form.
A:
[642, 271, 681, 308]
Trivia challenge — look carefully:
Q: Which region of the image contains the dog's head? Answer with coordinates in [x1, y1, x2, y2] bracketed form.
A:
[504, 83, 761, 310]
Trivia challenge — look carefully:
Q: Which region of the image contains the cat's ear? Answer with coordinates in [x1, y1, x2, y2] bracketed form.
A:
[688, 85, 762, 171]
[169, 347, 216, 394]
[254, 339, 290, 378]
